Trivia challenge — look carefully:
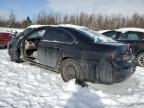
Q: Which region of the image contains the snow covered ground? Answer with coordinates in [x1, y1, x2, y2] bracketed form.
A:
[0, 49, 144, 108]
[0, 26, 144, 108]
[0, 27, 24, 33]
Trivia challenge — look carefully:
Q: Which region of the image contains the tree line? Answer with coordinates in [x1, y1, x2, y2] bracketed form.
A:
[0, 10, 144, 30]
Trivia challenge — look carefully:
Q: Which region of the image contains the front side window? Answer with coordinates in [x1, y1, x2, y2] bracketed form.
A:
[43, 28, 63, 42]
[43, 28, 73, 43]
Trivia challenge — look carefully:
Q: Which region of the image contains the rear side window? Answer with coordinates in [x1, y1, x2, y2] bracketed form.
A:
[43, 28, 73, 43]
[61, 32, 73, 42]
[64, 28, 94, 43]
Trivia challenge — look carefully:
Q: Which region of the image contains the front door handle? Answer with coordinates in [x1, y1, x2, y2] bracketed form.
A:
[56, 47, 61, 50]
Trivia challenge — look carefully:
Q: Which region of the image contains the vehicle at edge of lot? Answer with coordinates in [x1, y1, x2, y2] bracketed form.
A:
[99, 27, 144, 67]
[0, 32, 12, 48]
[8, 24, 136, 85]
[7, 29, 22, 37]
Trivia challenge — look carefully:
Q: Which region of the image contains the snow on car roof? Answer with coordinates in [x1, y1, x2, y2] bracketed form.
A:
[97, 30, 111, 34]
[116, 27, 144, 33]
[27, 24, 98, 31]
[58, 24, 86, 29]
[26, 24, 60, 29]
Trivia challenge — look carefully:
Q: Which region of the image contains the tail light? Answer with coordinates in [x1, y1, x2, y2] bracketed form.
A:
[114, 47, 133, 61]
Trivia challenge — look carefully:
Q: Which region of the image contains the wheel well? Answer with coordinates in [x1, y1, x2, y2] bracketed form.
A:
[57, 57, 79, 72]
[17, 48, 20, 53]
[61, 57, 71, 61]
[136, 50, 144, 57]
[60, 57, 79, 64]
[60, 57, 73, 65]
[17, 48, 21, 56]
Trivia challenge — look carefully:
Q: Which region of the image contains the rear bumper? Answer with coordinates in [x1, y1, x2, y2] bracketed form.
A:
[80, 57, 136, 84]
[113, 64, 135, 83]
[112, 56, 136, 83]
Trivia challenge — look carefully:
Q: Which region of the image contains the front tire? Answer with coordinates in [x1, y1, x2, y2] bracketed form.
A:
[9, 47, 21, 63]
[60, 58, 84, 82]
[136, 52, 144, 67]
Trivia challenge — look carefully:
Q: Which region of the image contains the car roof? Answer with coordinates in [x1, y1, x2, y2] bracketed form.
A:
[26, 25, 49, 29]
[26, 24, 72, 29]
[26, 24, 102, 35]
[58, 24, 86, 29]
[116, 27, 144, 33]
[97, 30, 111, 34]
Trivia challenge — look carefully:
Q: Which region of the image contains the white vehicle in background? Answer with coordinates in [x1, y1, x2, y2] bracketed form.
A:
[100, 27, 144, 67]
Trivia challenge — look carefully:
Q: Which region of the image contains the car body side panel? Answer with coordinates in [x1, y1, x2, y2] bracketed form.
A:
[79, 56, 135, 84]
[8, 26, 136, 84]
[61, 43, 115, 83]
[38, 41, 63, 69]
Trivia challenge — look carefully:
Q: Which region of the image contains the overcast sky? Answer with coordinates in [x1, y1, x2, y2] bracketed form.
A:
[0, 0, 144, 20]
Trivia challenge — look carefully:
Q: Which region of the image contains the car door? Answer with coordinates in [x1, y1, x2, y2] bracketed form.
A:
[20, 28, 47, 59]
[38, 27, 75, 69]
[117, 31, 140, 55]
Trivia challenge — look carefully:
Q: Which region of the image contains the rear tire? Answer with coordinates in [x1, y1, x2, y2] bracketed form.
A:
[60, 58, 84, 82]
[136, 52, 144, 67]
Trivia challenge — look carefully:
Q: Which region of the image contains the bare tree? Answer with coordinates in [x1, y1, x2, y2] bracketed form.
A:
[0, 10, 144, 29]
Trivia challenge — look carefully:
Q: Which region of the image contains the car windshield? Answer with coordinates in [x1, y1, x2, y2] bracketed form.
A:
[80, 28, 115, 42]
[15, 28, 33, 39]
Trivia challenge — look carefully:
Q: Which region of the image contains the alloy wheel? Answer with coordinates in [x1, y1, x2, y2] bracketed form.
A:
[138, 54, 144, 67]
